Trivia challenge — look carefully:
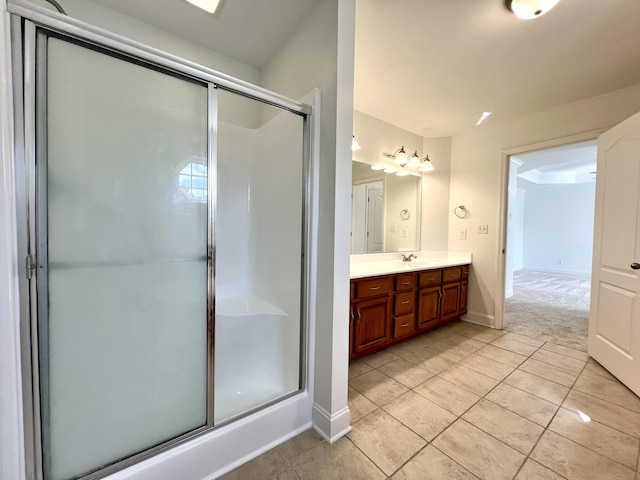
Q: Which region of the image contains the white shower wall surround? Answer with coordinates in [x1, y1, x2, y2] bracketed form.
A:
[7, 3, 317, 480]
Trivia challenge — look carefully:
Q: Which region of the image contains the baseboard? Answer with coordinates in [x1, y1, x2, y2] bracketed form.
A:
[312, 403, 351, 444]
[461, 311, 495, 329]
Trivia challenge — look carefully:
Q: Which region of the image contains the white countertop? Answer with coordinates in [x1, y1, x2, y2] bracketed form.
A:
[350, 251, 472, 279]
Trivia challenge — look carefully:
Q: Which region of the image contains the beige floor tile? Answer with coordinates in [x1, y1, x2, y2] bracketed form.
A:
[362, 348, 400, 368]
[548, 407, 639, 469]
[462, 398, 544, 454]
[573, 374, 640, 413]
[531, 430, 635, 480]
[461, 328, 507, 344]
[414, 376, 480, 416]
[278, 429, 324, 460]
[383, 390, 457, 441]
[414, 352, 457, 375]
[541, 342, 589, 361]
[562, 389, 640, 438]
[348, 386, 378, 423]
[433, 419, 525, 480]
[438, 364, 500, 396]
[349, 359, 374, 380]
[386, 339, 425, 356]
[581, 358, 619, 382]
[505, 369, 569, 405]
[518, 357, 579, 387]
[475, 344, 528, 368]
[531, 348, 586, 374]
[502, 331, 545, 347]
[460, 353, 515, 381]
[431, 334, 486, 361]
[490, 335, 539, 356]
[347, 409, 426, 476]
[220, 448, 293, 480]
[378, 358, 435, 388]
[392, 445, 479, 479]
[350, 369, 409, 406]
[290, 437, 386, 480]
[515, 459, 565, 480]
[486, 383, 558, 427]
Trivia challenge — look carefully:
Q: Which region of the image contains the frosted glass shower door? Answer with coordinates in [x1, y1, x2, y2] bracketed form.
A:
[214, 90, 305, 423]
[37, 37, 209, 480]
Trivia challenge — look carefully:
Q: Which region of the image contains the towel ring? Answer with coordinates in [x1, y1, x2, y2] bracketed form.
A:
[400, 209, 411, 220]
[454, 205, 469, 218]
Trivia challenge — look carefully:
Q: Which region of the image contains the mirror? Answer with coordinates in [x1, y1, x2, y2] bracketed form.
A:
[351, 160, 421, 254]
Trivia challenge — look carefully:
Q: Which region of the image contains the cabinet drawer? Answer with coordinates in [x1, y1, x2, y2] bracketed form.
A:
[419, 270, 442, 287]
[355, 276, 392, 299]
[394, 273, 416, 291]
[393, 313, 415, 339]
[394, 291, 415, 315]
[461, 265, 469, 279]
[443, 267, 461, 283]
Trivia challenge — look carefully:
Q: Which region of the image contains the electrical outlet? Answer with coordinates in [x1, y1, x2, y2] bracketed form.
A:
[477, 224, 488, 234]
[390, 224, 397, 233]
[459, 229, 467, 240]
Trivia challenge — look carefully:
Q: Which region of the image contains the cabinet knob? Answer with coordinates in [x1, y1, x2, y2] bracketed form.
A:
[632, 263, 640, 270]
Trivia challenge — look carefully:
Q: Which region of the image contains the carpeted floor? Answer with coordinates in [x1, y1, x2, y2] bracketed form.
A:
[504, 269, 591, 351]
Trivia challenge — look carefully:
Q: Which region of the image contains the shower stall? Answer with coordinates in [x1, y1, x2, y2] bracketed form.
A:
[11, 5, 312, 480]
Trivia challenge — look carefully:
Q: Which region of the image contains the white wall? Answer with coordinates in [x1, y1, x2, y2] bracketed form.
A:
[260, 0, 356, 443]
[521, 180, 595, 274]
[421, 136, 451, 251]
[449, 82, 640, 327]
[385, 174, 420, 252]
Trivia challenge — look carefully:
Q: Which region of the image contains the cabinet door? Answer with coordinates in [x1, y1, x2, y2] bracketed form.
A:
[353, 296, 390, 354]
[459, 280, 468, 315]
[441, 282, 461, 322]
[418, 286, 440, 330]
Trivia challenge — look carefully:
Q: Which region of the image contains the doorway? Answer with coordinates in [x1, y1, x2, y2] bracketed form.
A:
[351, 180, 384, 254]
[501, 140, 597, 351]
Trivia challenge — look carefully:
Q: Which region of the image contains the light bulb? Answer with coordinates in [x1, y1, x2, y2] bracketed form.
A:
[394, 147, 408, 166]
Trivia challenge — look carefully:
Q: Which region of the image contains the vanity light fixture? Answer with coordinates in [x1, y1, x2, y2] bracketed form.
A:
[370, 165, 385, 171]
[383, 167, 397, 174]
[184, 0, 222, 14]
[418, 155, 435, 172]
[406, 151, 421, 168]
[505, 0, 560, 19]
[384, 146, 409, 166]
[396, 171, 410, 177]
[352, 136, 361, 151]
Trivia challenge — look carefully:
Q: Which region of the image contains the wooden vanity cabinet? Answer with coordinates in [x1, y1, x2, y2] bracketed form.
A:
[392, 273, 416, 341]
[350, 275, 391, 358]
[350, 264, 470, 360]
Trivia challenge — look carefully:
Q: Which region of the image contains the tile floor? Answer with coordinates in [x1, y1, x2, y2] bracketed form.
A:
[220, 320, 640, 480]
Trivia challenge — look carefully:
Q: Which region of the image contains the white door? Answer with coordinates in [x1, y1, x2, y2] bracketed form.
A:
[589, 110, 640, 396]
[367, 187, 384, 253]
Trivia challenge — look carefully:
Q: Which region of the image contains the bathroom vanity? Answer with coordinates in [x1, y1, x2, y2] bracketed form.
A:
[349, 256, 471, 360]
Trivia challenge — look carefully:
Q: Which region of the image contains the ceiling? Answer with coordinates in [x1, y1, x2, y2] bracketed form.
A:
[88, 0, 640, 137]
[513, 140, 597, 185]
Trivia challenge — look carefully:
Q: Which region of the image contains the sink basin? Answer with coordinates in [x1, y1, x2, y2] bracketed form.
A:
[401, 261, 430, 269]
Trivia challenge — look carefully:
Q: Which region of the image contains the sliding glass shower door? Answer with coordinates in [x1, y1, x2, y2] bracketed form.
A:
[37, 36, 210, 480]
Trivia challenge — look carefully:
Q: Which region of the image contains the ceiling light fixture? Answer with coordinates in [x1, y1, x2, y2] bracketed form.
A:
[505, 0, 560, 19]
[352, 136, 361, 151]
[476, 111, 492, 125]
[184, 0, 222, 14]
[384, 146, 409, 166]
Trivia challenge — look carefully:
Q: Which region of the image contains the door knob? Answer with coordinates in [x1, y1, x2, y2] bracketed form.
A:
[631, 263, 640, 270]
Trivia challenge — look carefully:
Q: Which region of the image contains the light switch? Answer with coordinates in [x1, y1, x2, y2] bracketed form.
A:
[402, 228, 408, 238]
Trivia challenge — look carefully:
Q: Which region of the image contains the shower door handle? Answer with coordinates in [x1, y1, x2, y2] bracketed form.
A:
[631, 263, 640, 270]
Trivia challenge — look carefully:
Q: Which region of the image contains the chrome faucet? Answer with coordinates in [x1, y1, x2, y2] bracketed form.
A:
[401, 254, 417, 262]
